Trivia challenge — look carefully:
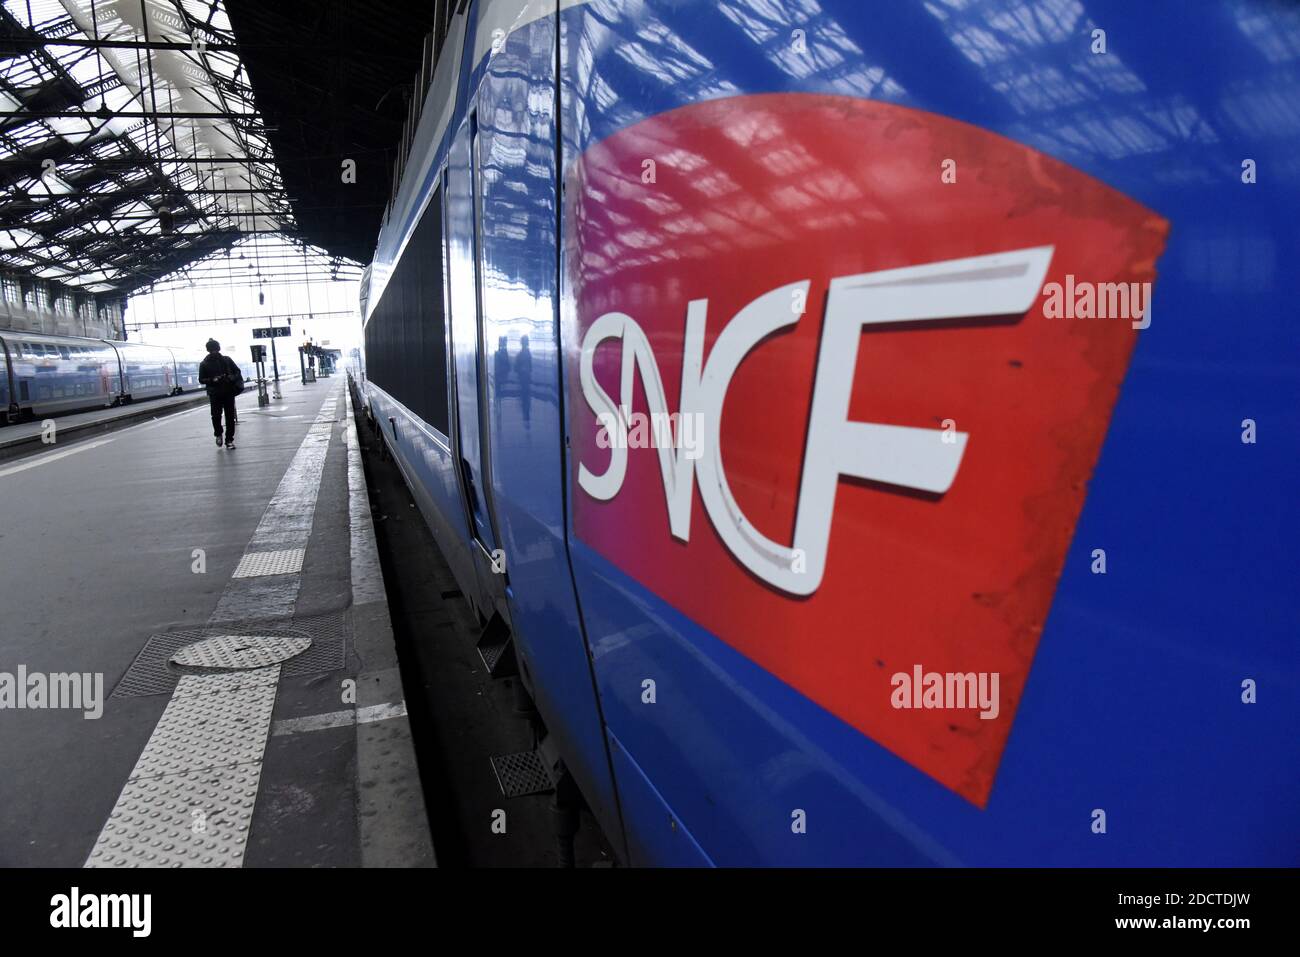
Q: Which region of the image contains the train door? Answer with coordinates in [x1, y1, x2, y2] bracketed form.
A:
[98, 343, 115, 402]
[445, 116, 509, 623]
[106, 342, 126, 403]
[440, 0, 628, 859]
[0, 335, 14, 420]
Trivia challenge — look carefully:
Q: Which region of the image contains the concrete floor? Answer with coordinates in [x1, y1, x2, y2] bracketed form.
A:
[0, 390, 207, 461]
[0, 376, 431, 867]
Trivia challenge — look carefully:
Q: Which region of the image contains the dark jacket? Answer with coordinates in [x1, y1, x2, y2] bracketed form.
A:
[199, 353, 243, 398]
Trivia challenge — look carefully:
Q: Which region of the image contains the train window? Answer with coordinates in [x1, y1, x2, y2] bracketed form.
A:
[58, 347, 70, 359]
[364, 189, 450, 435]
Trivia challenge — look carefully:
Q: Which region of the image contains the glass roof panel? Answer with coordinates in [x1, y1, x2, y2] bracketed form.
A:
[1, 0, 297, 295]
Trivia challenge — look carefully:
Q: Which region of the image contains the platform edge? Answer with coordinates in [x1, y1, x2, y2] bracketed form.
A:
[346, 375, 437, 868]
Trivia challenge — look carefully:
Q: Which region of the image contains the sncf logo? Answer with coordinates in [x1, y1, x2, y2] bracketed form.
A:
[577, 246, 1054, 596]
[566, 92, 1168, 805]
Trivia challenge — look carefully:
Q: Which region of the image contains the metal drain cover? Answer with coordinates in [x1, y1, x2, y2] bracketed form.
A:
[170, 634, 312, 671]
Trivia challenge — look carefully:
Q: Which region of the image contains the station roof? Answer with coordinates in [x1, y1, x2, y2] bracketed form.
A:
[0, 0, 300, 294]
[223, 0, 440, 265]
[0, 0, 435, 296]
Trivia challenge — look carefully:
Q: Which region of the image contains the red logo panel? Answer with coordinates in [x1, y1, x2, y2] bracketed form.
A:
[565, 94, 1168, 806]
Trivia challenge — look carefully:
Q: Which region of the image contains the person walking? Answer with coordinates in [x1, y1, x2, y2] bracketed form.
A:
[198, 338, 243, 449]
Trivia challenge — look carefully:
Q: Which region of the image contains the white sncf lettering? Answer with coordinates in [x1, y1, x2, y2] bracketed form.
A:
[578, 246, 1054, 596]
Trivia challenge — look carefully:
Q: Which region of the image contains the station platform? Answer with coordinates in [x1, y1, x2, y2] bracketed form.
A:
[0, 375, 435, 868]
[0, 390, 208, 463]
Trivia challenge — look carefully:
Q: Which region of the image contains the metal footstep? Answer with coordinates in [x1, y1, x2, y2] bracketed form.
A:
[490, 749, 556, 798]
[475, 611, 516, 678]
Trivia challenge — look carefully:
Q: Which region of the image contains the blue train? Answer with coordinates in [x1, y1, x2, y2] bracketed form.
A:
[360, 1, 1298, 866]
[0, 330, 202, 423]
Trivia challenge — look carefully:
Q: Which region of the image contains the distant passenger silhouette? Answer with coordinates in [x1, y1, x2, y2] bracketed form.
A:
[516, 334, 532, 427]
[198, 338, 243, 449]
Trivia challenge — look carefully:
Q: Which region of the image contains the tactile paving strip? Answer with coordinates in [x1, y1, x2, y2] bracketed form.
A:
[209, 574, 302, 624]
[169, 670, 280, 698]
[127, 675, 279, 780]
[170, 634, 311, 670]
[232, 548, 305, 578]
[85, 764, 265, 868]
[112, 611, 349, 698]
[490, 750, 555, 798]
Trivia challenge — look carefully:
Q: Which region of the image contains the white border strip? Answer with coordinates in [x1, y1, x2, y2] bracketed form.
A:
[345, 386, 387, 606]
[271, 701, 408, 737]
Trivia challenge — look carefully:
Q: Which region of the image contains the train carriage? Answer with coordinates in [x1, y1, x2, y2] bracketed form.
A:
[0, 333, 11, 415]
[0, 331, 123, 421]
[167, 347, 205, 393]
[110, 341, 175, 403]
[0, 331, 195, 421]
[360, 0, 1299, 866]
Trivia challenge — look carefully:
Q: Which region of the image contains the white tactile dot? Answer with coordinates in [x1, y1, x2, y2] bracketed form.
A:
[231, 548, 305, 578]
[169, 634, 311, 670]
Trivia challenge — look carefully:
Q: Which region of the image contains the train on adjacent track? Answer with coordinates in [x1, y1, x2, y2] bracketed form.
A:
[359, 0, 1297, 865]
[0, 330, 202, 423]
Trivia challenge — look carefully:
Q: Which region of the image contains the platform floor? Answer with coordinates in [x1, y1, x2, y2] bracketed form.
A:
[0, 376, 434, 867]
[0, 390, 209, 461]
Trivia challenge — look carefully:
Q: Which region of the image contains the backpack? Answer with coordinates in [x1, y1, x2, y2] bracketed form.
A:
[221, 355, 246, 396]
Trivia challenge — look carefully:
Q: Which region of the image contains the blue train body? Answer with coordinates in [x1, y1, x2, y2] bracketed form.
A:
[0, 330, 202, 422]
[361, 0, 1298, 866]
